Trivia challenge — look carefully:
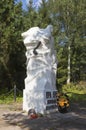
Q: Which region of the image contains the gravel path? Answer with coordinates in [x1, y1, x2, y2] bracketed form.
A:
[0, 103, 86, 130]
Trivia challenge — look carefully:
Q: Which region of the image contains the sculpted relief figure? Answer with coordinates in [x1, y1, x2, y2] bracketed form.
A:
[21, 25, 57, 113]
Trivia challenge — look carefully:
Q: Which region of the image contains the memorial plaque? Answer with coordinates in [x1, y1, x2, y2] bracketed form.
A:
[46, 92, 51, 98]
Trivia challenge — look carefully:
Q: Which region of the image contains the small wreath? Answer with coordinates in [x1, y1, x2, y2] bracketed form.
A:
[57, 93, 70, 113]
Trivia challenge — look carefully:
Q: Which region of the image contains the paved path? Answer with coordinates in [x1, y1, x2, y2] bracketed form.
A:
[0, 103, 86, 130]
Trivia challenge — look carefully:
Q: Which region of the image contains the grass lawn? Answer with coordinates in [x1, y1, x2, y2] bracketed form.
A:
[0, 95, 23, 104]
[62, 82, 86, 102]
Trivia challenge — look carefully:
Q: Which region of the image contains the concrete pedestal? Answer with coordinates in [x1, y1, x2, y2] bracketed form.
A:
[23, 88, 57, 114]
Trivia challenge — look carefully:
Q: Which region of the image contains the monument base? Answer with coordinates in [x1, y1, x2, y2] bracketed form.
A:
[23, 89, 57, 114]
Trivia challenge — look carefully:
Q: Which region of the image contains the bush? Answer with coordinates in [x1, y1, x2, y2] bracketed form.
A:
[62, 81, 86, 93]
[62, 81, 86, 102]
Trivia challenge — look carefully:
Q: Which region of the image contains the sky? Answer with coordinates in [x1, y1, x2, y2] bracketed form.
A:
[21, 0, 27, 10]
[21, 0, 43, 10]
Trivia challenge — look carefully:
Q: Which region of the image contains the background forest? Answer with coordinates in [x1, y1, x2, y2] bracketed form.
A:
[0, 0, 86, 98]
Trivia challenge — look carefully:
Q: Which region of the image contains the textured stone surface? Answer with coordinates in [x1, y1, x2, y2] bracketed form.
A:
[21, 25, 57, 113]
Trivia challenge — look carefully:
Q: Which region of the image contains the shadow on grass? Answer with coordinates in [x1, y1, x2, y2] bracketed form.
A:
[69, 92, 86, 102]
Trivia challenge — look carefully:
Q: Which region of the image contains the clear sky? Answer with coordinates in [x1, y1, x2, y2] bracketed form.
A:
[21, 0, 27, 10]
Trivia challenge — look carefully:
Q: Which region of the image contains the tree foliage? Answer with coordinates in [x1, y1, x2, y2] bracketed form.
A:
[0, 0, 86, 92]
[47, 0, 86, 86]
[0, 0, 26, 91]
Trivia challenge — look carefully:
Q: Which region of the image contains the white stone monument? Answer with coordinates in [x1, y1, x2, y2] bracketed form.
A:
[21, 25, 58, 114]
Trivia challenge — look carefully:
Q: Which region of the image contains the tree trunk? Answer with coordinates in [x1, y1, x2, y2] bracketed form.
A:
[67, 45, 70, 84]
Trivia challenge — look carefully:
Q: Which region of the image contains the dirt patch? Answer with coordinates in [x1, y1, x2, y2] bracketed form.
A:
[0, 103, 86, 130]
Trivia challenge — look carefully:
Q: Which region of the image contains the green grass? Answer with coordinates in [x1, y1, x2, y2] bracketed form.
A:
[62, 81, 86, 102]
[66, 91, 86, 102]
[0, 95, 23, 104]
